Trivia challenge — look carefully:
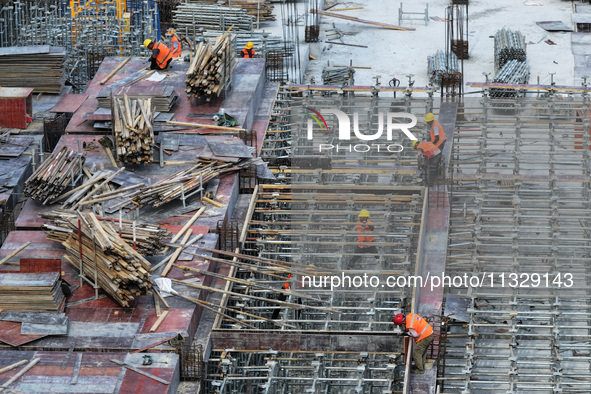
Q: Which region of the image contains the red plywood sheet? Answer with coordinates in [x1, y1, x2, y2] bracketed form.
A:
[0, 321, 47, 346]
[119, 366, 176, 394]
[50, 94, 89, 113]
[19, 258, 61, 273]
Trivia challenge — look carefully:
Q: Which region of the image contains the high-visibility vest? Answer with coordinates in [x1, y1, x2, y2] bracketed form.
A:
[284, 274, 292, 290]
[240, 48, 255, 58]
[153, 42, 173, 68]
[430, 120, 446, 148]
[406, 313, 433, 343]
[417, 141, 441, 160]
[356, 219, 374, 247]
[170, 35, 182, 58]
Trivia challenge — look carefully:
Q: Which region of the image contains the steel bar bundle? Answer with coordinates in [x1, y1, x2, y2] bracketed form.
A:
[43, 211, 156, 307]
[0, 272, 65, 312]
[321, 66, 354, 86]
[490, 59, 530, 99]
[0, 46, 65, 93]
[24, 146, 86, 204]
[173, 5, 253, 32]
[427, 50, 459, 86]
[132, 160, 234, 207]
[112, 95, 155, 165]
[185, 31, 236, 100]
[494, 28, 526, 72]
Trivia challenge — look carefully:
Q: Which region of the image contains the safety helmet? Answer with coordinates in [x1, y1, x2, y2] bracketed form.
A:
[412, 140, 420, 150]
[358, 209, 370, 218]
[393, 313, 405, 326]
[424, 113, 435, 122]
[245, 42, 254, 49]
[143, 39, 152, 48]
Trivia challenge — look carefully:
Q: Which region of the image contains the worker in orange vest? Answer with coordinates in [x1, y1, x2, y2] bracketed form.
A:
[144, 39, 173, 70]
[393, 313, 434, 374]
[413, 140, 442, 184]
[350, 209, 380, 265]
[240, 42, 255, 58]
[166, 27, 182, 58]
[425, 113, 446, 150]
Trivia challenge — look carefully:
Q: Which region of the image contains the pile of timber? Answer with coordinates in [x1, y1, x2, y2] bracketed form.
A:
[173, 5, 253, 32]
[133, 160, 233, 207]
[112, 95, 155, 165]
[0, 46, 66, 94]
[0, 272, 65, 312]
[43, 211, 163, 307]
[186, 31, 236, 100]
[97, 85, 179, 112]
[24, 146, 86, 204]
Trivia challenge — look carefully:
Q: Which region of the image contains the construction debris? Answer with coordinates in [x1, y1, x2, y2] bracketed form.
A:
[43, 211, 160, 307]
[0, 272, 65, 312]
[494, 28, 527, 72]
[0, 46, 65, 94]
[112, 95, 155, 165]
[185, 31, 236, 100]
[24, 147, 86, 204]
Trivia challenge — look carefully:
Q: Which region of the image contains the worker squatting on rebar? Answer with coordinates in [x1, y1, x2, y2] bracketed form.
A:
[413, 140, 442, 185]
[143, 39, 174, 71]
[425, 112, 446, 151]
[349, 210, 380, 265]
[393, 313, 434, 374]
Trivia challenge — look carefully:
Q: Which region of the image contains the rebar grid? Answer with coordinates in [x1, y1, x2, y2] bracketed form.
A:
[204, 350, 405, 394]
[443, 95, 591, 393]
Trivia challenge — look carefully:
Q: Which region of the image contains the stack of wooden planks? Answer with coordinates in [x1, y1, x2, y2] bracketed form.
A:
[97, 85, 179, 112]
[0, 272, 65, 312]
[0, 46, 66, 94]
[185, 29, 236, 101]
[24, 146, 86, 204]
[43, 211, 167, 307]
[112, 95, 155, 165]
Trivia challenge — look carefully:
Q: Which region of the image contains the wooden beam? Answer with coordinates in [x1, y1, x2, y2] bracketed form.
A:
[149, 310, 169, 332]
[0, 242, 30, 265]
[99, 57, 131, 85]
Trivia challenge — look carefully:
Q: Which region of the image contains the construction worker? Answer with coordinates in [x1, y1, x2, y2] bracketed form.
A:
[413, 140, 442, 184]
[240, 42, 255, 58]
[350, 209, 379, 265]
[393, 313, 434, 374]
[425, 113, 446, 151]
[166, 27, 182, 58]
[143, 39, 173, 70]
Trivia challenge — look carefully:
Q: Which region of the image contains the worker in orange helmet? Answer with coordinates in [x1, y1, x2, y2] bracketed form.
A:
[393, 313, 434, 374]
[425, 112, 446, 150]
[413, 140, 442, 184]
[240, 42, 255, 58]
[143, 39, 173, 70]
[166, 27, 182, 58]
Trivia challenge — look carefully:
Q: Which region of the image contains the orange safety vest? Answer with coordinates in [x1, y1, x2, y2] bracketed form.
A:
[429, 120, 446, 149]
[153, 42, 173, 69]
[356, 219, 374, 247]
[284, 274, 292, 290]
[417, 141, 441, 160]
[170, 35, 182, 58]
[406, 313, 433, 343]
[240, 48, 255, 58]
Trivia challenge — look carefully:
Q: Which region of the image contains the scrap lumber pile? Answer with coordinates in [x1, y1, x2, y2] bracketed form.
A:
[494, 28, 526, 72]
[185, 32, 236, 100]
[0, 46, 66, 94]
[112, 95, 155, 165]
[43, 211, 163, 307]
[133, 160, 233, 207]
[97, 85, 179, 112]
[0, 272, 65, 312]
[24, 146, 86, 204]
[173, 5, 253, 32]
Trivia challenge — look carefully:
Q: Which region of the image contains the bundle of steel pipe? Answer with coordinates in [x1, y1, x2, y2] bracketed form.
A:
[173, 5, 253, 32]
[427, 50, 459, 86]
[490, 59, 530, 99]
[494, 28, 526, 72]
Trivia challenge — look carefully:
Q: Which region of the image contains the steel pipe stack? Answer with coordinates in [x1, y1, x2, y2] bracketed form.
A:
[494, 28, 526, 72]
[490, 59, 530, 99]
[321, 66, 354, 86]
[427, 50, 459, 86]
[173, 5, 254, 32]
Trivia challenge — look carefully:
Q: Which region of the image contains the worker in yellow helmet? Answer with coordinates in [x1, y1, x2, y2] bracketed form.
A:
[425, 113, 446, 150]
[240, 42, 255, 58]
[350, 209, 379, 265]
[413, 139, 442, 185]
[143, 39, 173, 70]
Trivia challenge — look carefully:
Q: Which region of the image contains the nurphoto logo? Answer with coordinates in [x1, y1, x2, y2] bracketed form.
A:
[305, 108, 419, 153]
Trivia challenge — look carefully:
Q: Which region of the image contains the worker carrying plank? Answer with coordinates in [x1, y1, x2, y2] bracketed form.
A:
[425, 112, 446, 150]
[413, 140, 442, 185]
[393, 313, 434, 374]
[166, 27, 182, 58]
[350, 209, 380, 265]
[240, 42, 256, 58]
[144, 39, 173, 70]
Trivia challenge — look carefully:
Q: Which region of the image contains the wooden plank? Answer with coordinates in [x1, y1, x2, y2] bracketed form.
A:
[0, 242, 31, 265]
[149, 310, 169, 332]
[0, 360, 27, 375]
[99, 57, 131, 85]
[0, 358, 40, 391]
[70, 353, 82, 385]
